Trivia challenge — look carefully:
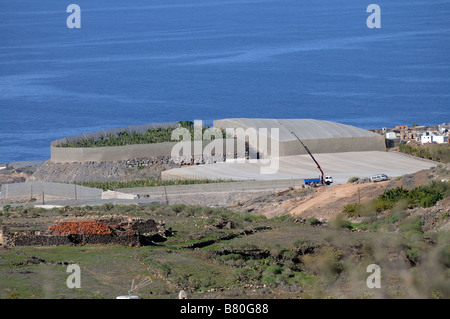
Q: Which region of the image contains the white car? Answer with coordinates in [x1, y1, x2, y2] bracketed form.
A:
[324, 176, 333, 185]
[369, 174, 388, 182]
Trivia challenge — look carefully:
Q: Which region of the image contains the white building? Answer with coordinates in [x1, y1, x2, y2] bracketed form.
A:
[385, 132, 398, 140]
[421, 132, 448, 144]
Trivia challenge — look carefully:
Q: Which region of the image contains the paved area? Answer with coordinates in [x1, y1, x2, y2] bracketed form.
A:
[161, 151, 437, 185]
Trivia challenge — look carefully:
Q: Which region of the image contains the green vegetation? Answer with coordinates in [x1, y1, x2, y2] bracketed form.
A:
[377, 181, 449, 210]
[1, 173, 449, 299]
[344, 180, 450, 217]
[343, 203, 361, 217]
[58, 121, 228, 148]
[305, 217, 321, 226]
[60, 128, 175, 148]
[72, 178, 236, 190]
[347, 177, 360, 183]
[398, 144, 450, 163]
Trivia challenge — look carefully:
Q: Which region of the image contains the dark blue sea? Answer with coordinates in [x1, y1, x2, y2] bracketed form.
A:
[1, 0, 449, 163]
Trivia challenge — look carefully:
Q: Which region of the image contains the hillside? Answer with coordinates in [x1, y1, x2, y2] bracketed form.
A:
[233, 164, 449, 221]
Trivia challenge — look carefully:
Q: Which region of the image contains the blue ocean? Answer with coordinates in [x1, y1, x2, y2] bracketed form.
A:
[0, 0, 449, 163]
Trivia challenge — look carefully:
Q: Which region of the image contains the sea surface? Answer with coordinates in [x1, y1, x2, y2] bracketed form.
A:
[0, 0, 449, 163]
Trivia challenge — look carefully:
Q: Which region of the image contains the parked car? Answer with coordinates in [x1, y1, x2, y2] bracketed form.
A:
[370, 174, 388, 182]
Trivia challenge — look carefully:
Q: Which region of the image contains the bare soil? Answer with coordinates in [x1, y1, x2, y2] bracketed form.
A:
[235, 166, 450, 221]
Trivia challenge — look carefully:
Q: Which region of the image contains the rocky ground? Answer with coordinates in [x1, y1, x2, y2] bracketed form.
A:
[0, 165, 36, 187]
[1, 160, 448, 299]
[232, 164, 450, 222]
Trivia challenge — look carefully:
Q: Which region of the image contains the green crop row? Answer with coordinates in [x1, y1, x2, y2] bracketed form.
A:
[72, 178, 236, 190]
[58, 121, 227, 148]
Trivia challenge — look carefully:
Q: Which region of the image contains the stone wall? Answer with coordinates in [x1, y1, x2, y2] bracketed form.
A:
[1, 217, 169, 247]
[1, 226, 140, 247]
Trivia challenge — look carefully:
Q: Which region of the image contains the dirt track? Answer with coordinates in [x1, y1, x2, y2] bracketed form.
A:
[286, 181, 389, 219]
[237, 165, 448, 220]
[241, 181, 389, 219]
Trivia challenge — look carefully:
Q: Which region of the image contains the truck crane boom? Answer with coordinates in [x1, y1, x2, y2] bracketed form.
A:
[291, 131, 327, 185]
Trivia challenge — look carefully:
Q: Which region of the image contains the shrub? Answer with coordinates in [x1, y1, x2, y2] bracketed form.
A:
[406, 248, 420, 263]
[375, 199, 393, 212]
[343, 203, 361, 217]
[171, 204, 186, 213]
[399, 144, 450, 163]
[261, 275, 277, 286]
[276, 273, 290, 286]
[291, 238, 319, 253]
[200, 277, 216, 289]
[387, 210, 407, 224]
[232, 267, 260, 282]
[398, 217, 422, 233]
[374, 181, 449, 211]
[305, 217, 321, 226]
[420, 193, 442, 208]
[101, 203, 114, 211]
[331, 215, 353, 229]
[347, 177, 360, 183]
[263, 265, 284, 276]
[404, 230, 424, 241]
[338, 220, 352, 229]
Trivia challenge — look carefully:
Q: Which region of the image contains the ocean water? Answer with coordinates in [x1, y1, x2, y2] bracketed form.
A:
[0, 0, 449, 163]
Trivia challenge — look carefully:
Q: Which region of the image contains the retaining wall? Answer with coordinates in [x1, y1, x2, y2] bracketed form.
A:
[118, 179, 304, 206]
[0, 181, 103, 200]
[50, 121, 242, 164]
[51, 140, 240, 164]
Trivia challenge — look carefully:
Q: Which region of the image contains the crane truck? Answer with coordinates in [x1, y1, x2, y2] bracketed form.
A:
[291, 131, 333, 186]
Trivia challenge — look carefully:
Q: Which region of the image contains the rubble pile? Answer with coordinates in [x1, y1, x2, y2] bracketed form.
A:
[48, 221, 113, 236]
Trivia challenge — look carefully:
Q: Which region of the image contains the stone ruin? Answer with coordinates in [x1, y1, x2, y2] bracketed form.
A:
[1, 215, 173, 247]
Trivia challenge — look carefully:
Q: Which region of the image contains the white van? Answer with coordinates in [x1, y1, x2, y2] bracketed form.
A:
[370, 174, 388, 182]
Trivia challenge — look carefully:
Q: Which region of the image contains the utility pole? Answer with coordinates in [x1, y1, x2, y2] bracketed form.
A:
[163, 184, 169, 205]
